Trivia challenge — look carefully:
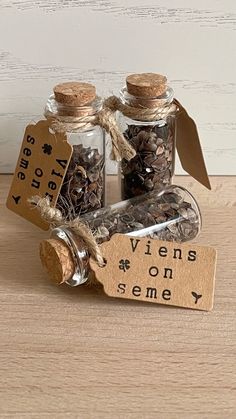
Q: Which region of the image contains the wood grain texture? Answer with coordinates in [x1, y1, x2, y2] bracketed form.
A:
[0, 0, 236, 174]
[0, 174, 236, 418]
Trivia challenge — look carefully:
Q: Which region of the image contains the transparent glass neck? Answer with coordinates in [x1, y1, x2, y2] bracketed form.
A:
[119, 86, 174, 109]
[51, 227, 90, 287]
[44, 94, 103, 118]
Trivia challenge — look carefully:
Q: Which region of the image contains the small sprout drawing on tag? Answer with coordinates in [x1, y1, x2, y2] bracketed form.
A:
[119, 259, 130, 272]
[191, 292, 202, 304]
[12, 195, 21, 204]
[42, 144, 52, 155]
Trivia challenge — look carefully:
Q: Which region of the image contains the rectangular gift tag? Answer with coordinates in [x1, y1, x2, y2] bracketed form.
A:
[6, 120, 72, 230]
[90, 234, 217, 311]
[174, 99, 211, 190]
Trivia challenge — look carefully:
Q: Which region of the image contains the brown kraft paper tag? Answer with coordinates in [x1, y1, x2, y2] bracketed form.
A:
[90, 234, 217, 311]
[6, 120, 72, 230]
[174, 99, 211, 190]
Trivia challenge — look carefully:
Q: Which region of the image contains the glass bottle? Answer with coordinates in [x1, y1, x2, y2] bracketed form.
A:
[116, 73, 178, 200]
[45, 81, 106, 218]
[41, 185, 201, 286]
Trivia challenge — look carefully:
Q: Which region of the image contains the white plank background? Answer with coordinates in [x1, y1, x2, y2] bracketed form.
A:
[0, 0, 235, 174]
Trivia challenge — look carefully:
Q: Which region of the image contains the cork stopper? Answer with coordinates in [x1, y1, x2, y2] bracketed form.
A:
[54, 81, 96, 107]
[126, 73, 167, 98]
[40, 238, 75, 285]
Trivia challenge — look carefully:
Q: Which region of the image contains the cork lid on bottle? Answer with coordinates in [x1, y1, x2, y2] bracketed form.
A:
[126, 73, 167, 98]
[54, 81, 96, 107]
[40, 238, 75, 285]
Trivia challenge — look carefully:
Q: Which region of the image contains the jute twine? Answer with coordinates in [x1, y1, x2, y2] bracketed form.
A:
[29, 196, 105, 267]
[104, 96, 177, 122]
[44, 106, 135, 162]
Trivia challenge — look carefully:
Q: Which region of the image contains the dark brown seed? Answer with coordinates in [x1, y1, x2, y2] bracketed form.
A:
[81, 187, 200, 244]
[121, 121, 175, 199]
[56, 144, 105, 219]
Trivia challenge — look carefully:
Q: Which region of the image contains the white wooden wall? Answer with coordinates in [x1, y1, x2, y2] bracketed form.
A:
[0, 0, 235, 174]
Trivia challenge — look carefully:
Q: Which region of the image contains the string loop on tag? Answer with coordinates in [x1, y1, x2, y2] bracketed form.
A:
[44, 105, 136, 162]
[29, 196, 105, 267]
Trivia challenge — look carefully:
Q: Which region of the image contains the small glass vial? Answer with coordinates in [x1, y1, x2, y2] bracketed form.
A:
[116, 73, 178, 200]
[40, 185, 201, 286]
[45, 81, 106, 218]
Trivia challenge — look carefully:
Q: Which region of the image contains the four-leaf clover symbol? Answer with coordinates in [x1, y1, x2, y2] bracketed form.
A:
[42, 144, 52, 155]
[119, 259, 130, 272]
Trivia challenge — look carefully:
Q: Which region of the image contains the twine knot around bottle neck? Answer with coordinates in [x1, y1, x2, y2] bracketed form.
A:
[105, 73, 178, 122]
[28, 195, 105, 268]
[103, 94, 178, 123]
[44, 97, 136, 162]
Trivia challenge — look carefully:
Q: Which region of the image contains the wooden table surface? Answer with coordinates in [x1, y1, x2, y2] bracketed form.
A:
[0, 175, 235, 419]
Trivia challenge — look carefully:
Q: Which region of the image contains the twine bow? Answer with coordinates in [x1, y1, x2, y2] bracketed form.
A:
[29, 196, 105, 267]
[44, 105, 136, 162]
